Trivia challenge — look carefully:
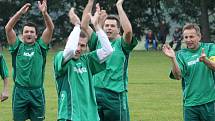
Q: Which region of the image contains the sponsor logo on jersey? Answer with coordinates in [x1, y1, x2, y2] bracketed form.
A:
[73, 67, 87, 73]
[187, 58, 199, 66]
[23, 52, 34, 57]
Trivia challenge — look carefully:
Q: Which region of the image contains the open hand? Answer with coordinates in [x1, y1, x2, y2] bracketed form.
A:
[88, 0, 94, 3]
[116, 0, 124, 7]
[199, 48, 206, 62]
[99, 10, 107, 27]
[19, 3, 31, 15]
[38, 0, 47, 13]
[162, 44, 176, 58]
[91, 3, 100, 27]
[68, 8, 80, 26]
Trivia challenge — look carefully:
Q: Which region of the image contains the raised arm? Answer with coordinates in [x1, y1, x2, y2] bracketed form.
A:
[96, 29, 113, 63]
[199, 48, 215, 70]
[81, 0, 94, 37]
[63, 8, 81, 63]
[5, 3, 31, 45]
[116, 0, 132, 44]
[90, 8, 113, 62]
[38, 0, 54, 45]
[162, 44, 182, 80]
[98, 9, 107, 29]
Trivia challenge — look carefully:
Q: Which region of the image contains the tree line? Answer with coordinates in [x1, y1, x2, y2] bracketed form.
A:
[0, 0, 215, 47]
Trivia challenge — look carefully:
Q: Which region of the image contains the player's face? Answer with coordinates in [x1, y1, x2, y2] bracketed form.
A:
[74, 37, 87, 59]
[183, 29, 201, 50]
[22, 26, 37, 44]
[103, 19, 120, 40]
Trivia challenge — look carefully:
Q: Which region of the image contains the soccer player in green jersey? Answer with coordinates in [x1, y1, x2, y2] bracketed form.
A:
[81, 0, 138, 120]
[163, 23, 215, 121]
[5, 0, 54, 121]
[54, 7, 113, 121]
[0, 53, 9, 102]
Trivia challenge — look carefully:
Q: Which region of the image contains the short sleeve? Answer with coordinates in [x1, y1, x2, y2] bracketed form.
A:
[121, 36, 138, 54]
[208, 43, 215, 57]
[88, 32, 98, 52]
[87, 51, 106, 75]
[37, 37, 49, 50]
[9, 37, 22, 53]
[54, 51, 68, 77]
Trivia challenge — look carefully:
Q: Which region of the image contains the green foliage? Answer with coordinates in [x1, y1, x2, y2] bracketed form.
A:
[1, 0, 215, 44]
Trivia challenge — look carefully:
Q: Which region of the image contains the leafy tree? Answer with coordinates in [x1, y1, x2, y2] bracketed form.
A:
[1, 0, 215, 48]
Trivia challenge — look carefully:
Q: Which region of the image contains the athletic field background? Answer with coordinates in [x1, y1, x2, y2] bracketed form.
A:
[0, 50, 183, 121]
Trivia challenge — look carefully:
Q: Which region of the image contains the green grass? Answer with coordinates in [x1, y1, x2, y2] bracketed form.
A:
[0, 50, 183, 121]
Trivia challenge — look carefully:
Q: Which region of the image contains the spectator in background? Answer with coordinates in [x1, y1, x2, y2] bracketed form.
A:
[145, 30, 157, 50]
[169, 27, 182, 51]
[158, 20, 169, 45]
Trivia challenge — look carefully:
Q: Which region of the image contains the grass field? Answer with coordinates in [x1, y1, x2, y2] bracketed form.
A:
[0, 50, 183, 121]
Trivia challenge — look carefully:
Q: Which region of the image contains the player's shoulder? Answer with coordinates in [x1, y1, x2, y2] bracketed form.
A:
[177, 48, 187, 54]
[54, 51, 64, 58]
[201, 42, 214, 48]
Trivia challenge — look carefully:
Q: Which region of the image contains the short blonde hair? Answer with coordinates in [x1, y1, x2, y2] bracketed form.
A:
[182, 23, 201, 37]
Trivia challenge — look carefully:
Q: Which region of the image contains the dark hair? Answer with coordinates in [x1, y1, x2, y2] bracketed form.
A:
[183, 23, 201, 37]
[23, 22, 38, 35]
[105, 14, 120, 28]
[80, 30, 88, 38]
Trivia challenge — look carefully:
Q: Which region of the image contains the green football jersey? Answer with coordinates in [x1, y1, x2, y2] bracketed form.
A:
[54, 51, 105, 121]
[88, 32, 138, 93]
[0, 53, 9, 79]
[173, 42, 215, 106]
[9, 37, 48, 88]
